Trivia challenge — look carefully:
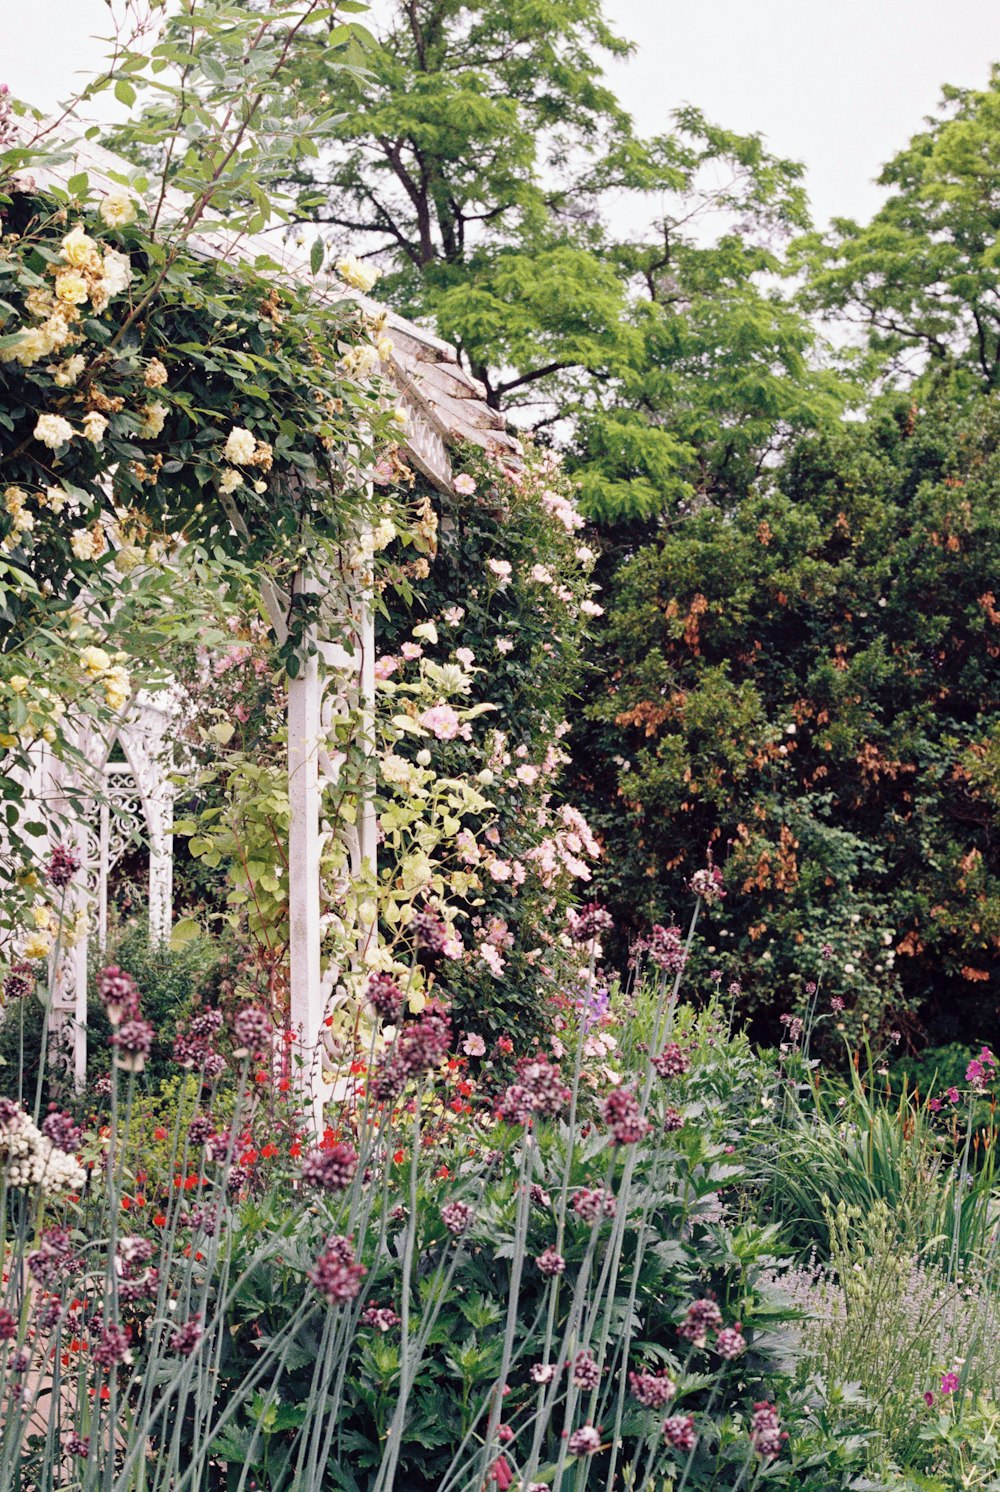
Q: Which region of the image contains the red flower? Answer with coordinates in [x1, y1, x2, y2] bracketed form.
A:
[393, 1150, 405, 1165]
[278, 1078, 290, 1092]
[154, 1127, 168, 1141]
[260, 1144, 279, 1159]
[153, 1214, 167, 1227]
[289, 1142, 302, 1158]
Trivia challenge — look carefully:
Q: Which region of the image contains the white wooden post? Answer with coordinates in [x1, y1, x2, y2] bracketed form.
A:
[287, 568, 329, 1133]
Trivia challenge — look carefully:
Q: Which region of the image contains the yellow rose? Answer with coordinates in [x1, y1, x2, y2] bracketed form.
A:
[335, 254, 382, 293]
[22, 929, 52, 962]
[61, 225, 100, 269]
[79, 645, 111, 677]
[82, 411, 109, 445]
[99, 192, 137, 228]
[54, 270, 89, 307]
[8, 675, 28, 694]
[31, 903, 52, 930]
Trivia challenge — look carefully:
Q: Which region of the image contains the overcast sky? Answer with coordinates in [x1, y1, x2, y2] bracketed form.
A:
[6, 0, 1000, 231]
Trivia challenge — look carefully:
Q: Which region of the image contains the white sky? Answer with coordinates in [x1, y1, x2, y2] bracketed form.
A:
[5, 0, 1000, 231]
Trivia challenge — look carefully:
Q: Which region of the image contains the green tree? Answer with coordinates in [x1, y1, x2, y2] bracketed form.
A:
[578, 389, 1000, 1045]
[797, 66, 1000, 391]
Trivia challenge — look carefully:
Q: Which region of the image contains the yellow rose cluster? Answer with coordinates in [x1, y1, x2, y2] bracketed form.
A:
[218, 426, 274, 496]
[0, 224, 134, 393]
[0, 671, 66, 748]
[79, 644, 132, 712]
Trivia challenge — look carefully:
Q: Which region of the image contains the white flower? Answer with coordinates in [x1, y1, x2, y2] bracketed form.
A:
[223, 427, 256, 465]
[99, 192, 138, 228]
[100, 248, 133, 298]
[138, 402, 167, 439]
[50, 354, 87, 388]
[412, 621, 438, 645]
[82, 411, 109, 445]
[335, 254, 381, 293]
[33, 414, 74, 450]
[70, 528, 97, 560]
[341, 343, 380, 379]
[487, 558, 512, 581]
[219, 468, 244, 495]
[580, 599, 604, 617]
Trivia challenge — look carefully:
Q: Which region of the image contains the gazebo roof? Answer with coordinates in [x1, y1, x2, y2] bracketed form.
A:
[25, 124, 520, 494]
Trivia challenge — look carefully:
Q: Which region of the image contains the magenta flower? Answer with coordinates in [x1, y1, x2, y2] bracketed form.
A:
[941, 1370, 959, 1395]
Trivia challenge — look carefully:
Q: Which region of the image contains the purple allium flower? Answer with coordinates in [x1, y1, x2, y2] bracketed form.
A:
[0, 1097, 21, 1130]
[309, 1235, 366, 1304]
[169, 1315, 204, 1356]
[710, 969, 722, 982]
[535, 1247, 566, 1276]
[663, 1106, 684, 1132]
[112, 1018, 154, 1073]
[728, 981, 742, 998]
[232, 1005, 272, 1059]
[41, 1109, 82, 1153]
[188, 1114, 214, 1145]
[648, 924, 687, 974]
[361, 1303, 401, 1332]
[652, 1043, 689, 1080]
[301, 1142, 358, 1193]
[572, 1351, 601, 1389]
[749, 1401, 784, 1459]
[119, 1269, 159, 1305]
[366, 973, 403, 1022]
[830, 995, 845, 1012]
[27, 1227, 80, 1287]
[779, 1013, 804, 1042]
[690, 864, 725, 906]
[411, 907, 449, 954]
[629, 1369, 676, 1408]
[602, 1087, 650, 1145]
[715, 1325, 746, 1360]
[3, 961, 34, 1003]
[92, 1324, 131, 1369]
[441, 1200, 474, 1236]
[45, 843, 80, 890]
[566, 903, 614, 943]
[189, 1009, 224, 1041]
[517, 1057, 571, 1116]
[820, 943, 833, 960]
[66, 1434, 90, 1457]
[566, 1426, 601, 1455]
[572, 1187, 616, 1222]
[678, 1298, 723, 1347]
[97, 966, 140, 1025]
[662, 1414, 697, 1451]
[530, 1361, 557, 1384]
[116, 1237, 156, 1276]
[805, 981, 817, 995]
[368, 1011, 452, 1103]
[0, 1308, 17, 1342]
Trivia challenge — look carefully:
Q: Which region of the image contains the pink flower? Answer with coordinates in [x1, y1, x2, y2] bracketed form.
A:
[515, 764, 539, 785]
[462, 1033, 486, 1057]
[400, 642, 423, 660]
[420, 704, 461, 740]
[580, 599, 604, 617]
[478, 944, 505, 977]
[374, 655, 398, 679]
[372, 456, 395, 486]
[453, 473, 476, 495]
[488, 860, 512, 882]
[487, 558, 512, 581]
[455, 647, 475, 667]
[496, 638, 514, 654]
[941, 1370, 959, 1395]
[947, 1087, 960, 1104]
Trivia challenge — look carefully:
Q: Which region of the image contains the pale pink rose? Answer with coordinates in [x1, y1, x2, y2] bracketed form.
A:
[374, 654, 399, 679]
[488, 860, 512, 882]
[453, 473, 477, 495]
[442, 606, 465, 624]
[512, 861, 527, 885]
[485, 826, 501, 846]
[580, 599, 604, 617]
[478, 944, 505, 976]
[372, 456, 395, 486]
[516, 764, 539, 785]
[455, 647, 475, 667]
[401, 642, 423, 660]
[420, 703, 461, 740]
[530, 564, 553, 584]
[462, 1032, 486, 1056]
[496, 638, 514, 654]
[487, 558, 512, 581]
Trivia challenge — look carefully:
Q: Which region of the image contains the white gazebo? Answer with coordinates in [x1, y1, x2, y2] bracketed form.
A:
[13, 125, 520, 1123]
